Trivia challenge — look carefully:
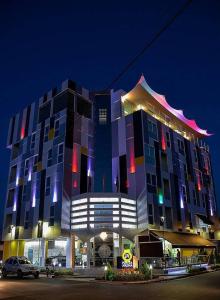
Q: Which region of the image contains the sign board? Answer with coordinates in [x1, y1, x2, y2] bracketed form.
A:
[122, 249, 133, 268]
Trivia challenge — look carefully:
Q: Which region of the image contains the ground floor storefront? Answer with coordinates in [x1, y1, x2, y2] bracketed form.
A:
[2, 229, 217, 270]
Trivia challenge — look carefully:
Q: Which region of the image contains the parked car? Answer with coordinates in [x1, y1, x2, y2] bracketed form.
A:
[2, 256, 39, 279]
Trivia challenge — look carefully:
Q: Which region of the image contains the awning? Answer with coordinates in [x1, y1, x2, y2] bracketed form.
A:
[151, 230, 215, 248]
[196, 214, 214, 225]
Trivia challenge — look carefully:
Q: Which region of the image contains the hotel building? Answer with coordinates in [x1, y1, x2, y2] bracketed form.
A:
[2, 75, 218, 267]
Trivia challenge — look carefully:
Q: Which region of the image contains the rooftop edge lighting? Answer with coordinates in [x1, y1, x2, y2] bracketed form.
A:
[121, 75, 212, 138]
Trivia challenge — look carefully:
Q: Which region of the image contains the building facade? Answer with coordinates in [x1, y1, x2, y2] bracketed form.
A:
[2, 75, 218, 268]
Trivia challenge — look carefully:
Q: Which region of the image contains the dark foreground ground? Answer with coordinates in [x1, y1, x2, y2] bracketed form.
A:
[0, 271, 220, 300]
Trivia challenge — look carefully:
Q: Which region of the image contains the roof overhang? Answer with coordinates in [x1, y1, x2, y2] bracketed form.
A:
[121, 75, 212, 139]
[151, 230, 215, 248]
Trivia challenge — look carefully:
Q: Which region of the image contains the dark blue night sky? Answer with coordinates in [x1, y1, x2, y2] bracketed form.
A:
[0, 0, 220, 231]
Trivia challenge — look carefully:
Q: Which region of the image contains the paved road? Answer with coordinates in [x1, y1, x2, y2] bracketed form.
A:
[0, 271, 220, 300]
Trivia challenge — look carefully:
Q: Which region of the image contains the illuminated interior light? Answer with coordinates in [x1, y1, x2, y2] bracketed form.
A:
[122, 211, 136, 216]
[72, 205, 87, 211]
[122, 224, 137, 229]
[113, 223, 119, 228]
[71, 217, 87, 223]
[72, 144, 78, 173]
[72, 198, 87, 205]
[90, 198, 118, 203]
[121, 198, 136, 205]
[121, 204, 136, 211]
[122, 217, 136, 223]
[72, 211, 87, 217]
[71, 224, 87, 229]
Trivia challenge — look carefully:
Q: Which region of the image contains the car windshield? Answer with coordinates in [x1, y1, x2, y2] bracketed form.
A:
[18, 259, 32, 265]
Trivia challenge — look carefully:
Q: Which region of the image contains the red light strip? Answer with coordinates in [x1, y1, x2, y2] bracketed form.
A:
[72, 144, 78, 173]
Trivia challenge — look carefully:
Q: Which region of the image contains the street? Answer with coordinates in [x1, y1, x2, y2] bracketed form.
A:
[0, 271, 219, 300]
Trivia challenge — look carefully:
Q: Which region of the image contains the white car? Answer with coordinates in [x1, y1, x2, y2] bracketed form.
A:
[2, 256, 39, 279]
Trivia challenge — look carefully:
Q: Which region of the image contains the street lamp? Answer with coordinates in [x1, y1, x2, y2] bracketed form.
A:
[160, 216, 166, 268]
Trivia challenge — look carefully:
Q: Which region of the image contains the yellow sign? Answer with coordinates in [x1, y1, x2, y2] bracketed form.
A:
[122, 249, 133, 267]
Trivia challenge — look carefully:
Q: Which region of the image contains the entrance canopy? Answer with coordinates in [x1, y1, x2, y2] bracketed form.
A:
[151, 230, 215, 248]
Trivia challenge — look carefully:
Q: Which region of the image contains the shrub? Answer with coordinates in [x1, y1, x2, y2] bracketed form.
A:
[139, 262, 151, 280]
[105, 263, 116, 281]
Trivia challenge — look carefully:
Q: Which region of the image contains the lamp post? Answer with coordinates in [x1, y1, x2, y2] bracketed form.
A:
[160, 216, 165, 268]
[9, 225, 14, 257]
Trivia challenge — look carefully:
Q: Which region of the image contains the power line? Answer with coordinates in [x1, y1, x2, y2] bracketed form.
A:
[106, 0, 193, 90]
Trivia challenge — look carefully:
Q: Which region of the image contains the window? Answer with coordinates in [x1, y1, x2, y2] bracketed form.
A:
[177, 139, 185, 154]
[145, 144, 155, 165]
[99, 108, 107, 124]
[148, 204, 154, 224]
[202, 194, 206, 208]
[193, 190, 197, 206]
[147, 173, 157, 193]
[22, 185, 27, 202]
[194, 149, 198, 162]
[182, 185, 187, 203]
[148, 120, 157, 135]
[7, 189, 15, 208]
[49, 206, 55, 227]
[54, 119, 60, 137]
[9, 165, 17, 183]
[147, 173, 157, 186]
[24, 159, 29, 177]
[44, 125, 50, 142]
[166, 132, 171, 148]
[163, 179, 170, 199]
[45, 177, 51, 196]
[30, 133, 36, 150]
[33, 155, 38, 172]
[161, 152, 168, 172]
[47, 149, 53, 167]
[57, 143, 64, 163]
[24, 211, 29, 229]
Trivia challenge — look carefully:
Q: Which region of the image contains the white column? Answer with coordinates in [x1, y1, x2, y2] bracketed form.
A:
[40, 238, 46, 267]
[66, 237, 72, 268]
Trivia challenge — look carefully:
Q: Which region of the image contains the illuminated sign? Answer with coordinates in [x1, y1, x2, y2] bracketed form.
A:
[122, 249, 133, 268]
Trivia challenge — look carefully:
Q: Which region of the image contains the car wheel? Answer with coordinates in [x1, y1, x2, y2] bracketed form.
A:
[17, 270, 23, 279]
[34, 272, 39, 279]
[2, 269, 7, 278]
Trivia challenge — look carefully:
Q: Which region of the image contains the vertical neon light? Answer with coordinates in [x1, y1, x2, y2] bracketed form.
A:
[32, 186, 36, 208]
[158, 191, 164, 205]
[20, 111, 26, 140]
[129, 144, 136, 174]
[53, 176, 58, 203]
[87, 158, 91, 177]
[53, 186, 57, 203]
[72, 144, 78, 173]
[161, 128, 166, 151]
[16, 166, 20, 186]
[197, 172, 201, 191]
[73, 180, 77, 188]
[180, 194, 184, 209]
[13, 190, 17, 212]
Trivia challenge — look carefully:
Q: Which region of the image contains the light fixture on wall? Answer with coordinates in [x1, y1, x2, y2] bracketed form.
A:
[100, 232, 108, 241]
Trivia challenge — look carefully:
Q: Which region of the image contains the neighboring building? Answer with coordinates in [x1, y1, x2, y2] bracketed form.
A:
[2, 75, 218, 268]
